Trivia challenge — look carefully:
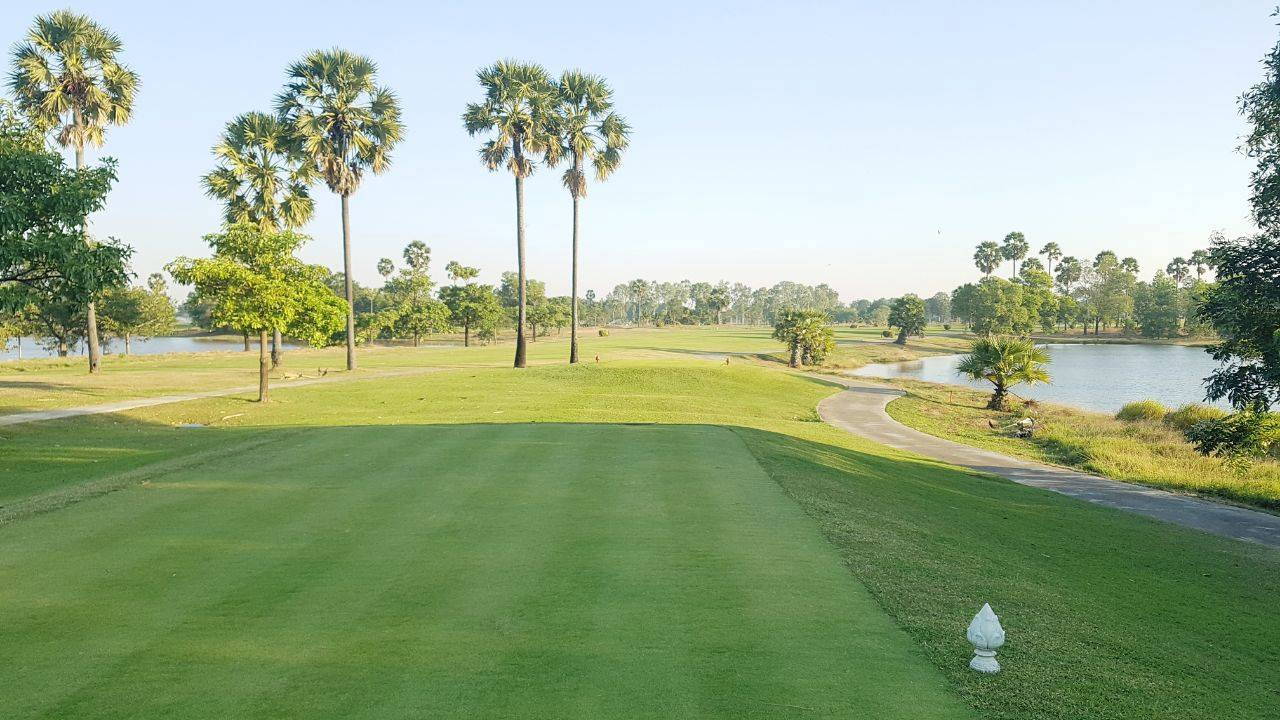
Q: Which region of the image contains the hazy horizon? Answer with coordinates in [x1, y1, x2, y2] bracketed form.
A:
[3, 1, 1272, 303]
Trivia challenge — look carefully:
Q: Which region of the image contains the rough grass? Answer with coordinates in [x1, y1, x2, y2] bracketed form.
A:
[1115, 399, 1169, 422]
[3, 362, 1278, 719]
[886, 380, 1280, 511]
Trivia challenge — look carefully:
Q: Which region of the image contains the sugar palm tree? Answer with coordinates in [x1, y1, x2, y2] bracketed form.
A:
[974, 241, 1001, 276]
[202, 112, 314, 366]
[463, 60, 557, 368]
[276, 49, 403, 371]
[957, 336, 1051, 410]
[1001, 231, 1029, 277]
[9, 10, 139, 374]
[548, 70, 630, 364]
[1189, 249, 1212, 280]
[1166, 256, 1190, 284]
[1039, 241, 1062, 276]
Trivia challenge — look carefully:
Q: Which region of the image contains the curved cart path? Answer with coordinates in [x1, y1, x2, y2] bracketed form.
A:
[0, 367, 442, 428]
[817, 377, 1280, 550]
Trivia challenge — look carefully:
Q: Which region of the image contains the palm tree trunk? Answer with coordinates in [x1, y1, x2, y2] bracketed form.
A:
[72, 134, 103, 376]
[988, 382, 1007, 410]
[569, 190, 580, 365]
[789, 343, 799, 368]
[341, 192, 357, 371]
[271, 329, 282, 368]
[513, 153, 528, 369]
[258, 330, 270, 402]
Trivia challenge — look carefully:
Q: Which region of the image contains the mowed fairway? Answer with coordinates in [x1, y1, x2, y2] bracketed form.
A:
[1, 420, 967, 719]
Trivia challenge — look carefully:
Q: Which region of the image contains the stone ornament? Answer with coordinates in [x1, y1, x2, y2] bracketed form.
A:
[967, 603, 1006, 673]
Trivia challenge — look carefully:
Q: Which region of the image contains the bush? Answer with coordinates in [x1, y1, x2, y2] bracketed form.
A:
[1116, 400, 1169, 422]
[1165, 404, 1228, 433]
[1185, 411, 1280, 462]
[943, 323, 952, 331]
[598, 329, 609, 337]
[881, 330, 892, 338]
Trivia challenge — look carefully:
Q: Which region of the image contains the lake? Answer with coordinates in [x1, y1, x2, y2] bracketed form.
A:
[852, 342, 1229, 413]
[0, 335, 303, 362]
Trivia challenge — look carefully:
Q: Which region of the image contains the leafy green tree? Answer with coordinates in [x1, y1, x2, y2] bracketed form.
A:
[967, 277, 1035, 335]
[1082, 252, 1135, 334]
[167, 224, 345, 401]
[445, 260, 479, 283]
[1017, 268, 1059, 332]
[99, 283, 176, 354]
[957, 336, 1051, 410]
[276, 49, 403, 371]
[706, 286, 731, 325]
[973, 241, 1001, 276]
[548, 70, 630, 363]
[1198, 232, 1280, 410]
[950, 283, 978, 328]
[440, 282, 502, 347]
[9, 10, 139, 374]
[0, 101, 129, 350]
[463, 60, 557, 368]
[527, 297, 569, 340]
[1001, 231, 1029, 277]
[385, 241, 448, 346]
[202, 111, 316, 367]
[888, 294, 926, 344]
[1039, 241, 1062, 276]
[1133, 272, 1182, 338]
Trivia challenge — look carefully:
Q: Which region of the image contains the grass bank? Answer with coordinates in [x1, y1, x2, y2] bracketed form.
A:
[3, 361, 1277, 719]
[885, 380, 1280, 511]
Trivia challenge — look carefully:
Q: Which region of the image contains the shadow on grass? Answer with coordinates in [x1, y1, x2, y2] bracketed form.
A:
[7, 413, 1280, 720]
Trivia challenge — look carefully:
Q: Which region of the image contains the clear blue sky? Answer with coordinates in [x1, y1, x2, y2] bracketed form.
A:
[4, 1, 1274, 301]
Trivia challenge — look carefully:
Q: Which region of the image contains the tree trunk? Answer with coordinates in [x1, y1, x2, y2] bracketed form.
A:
[464, 323, 470, 347]
[271, 329, 282, 368]
[513, 140, 528, 369]
[530, 322, 537, 341]
[124, 334, 131, 355]
[987, 383, 1007, 411]
[258, 330, 270, 402]
[569, 185, 580, 364]
[789, 344, 799, 368]
[72, 131, 103, 375]
[243, 330, 250, 351]
[413, 332, 419, 348]
[341, 193, 357, 371]
[895, 328, 908, 345]
[58, 340, 68, 357]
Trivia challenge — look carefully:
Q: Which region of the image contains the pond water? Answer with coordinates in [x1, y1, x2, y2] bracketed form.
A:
[0, 335, 303, 362]
[852, 343, 1230, 413]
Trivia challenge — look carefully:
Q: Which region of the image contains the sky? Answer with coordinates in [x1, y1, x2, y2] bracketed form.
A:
[3, 1, 1275, 303]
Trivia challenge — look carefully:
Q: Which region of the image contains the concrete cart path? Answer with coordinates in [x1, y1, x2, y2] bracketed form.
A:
[817, 377, 1280, 550]
[0, 367, 442, 428]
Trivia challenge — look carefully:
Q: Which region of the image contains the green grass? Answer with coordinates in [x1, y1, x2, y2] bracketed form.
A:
[885, 380, 1280, 511]
[3, 361, 1279, 718]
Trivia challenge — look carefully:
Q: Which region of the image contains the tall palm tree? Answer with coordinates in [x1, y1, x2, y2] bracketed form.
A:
[1039, 241, 1062, 276]
[276, 49, 403, 371]
[202, 112, 314, 367]
[1189, 249, 1212, 281]
[974, 241, 1001, 277]
[463, 60, 557, 368]
[9, 10, 139, 374]
[548, 70, 630, 364]
[1001, 231, 1029, 277]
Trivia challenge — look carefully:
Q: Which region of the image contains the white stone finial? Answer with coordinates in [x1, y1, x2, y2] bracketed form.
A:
[966, 603, 1006, 673]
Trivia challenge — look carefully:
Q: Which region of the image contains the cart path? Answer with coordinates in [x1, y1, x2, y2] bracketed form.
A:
[0, 367, 443, 428]
[817, 377, 1280, 549]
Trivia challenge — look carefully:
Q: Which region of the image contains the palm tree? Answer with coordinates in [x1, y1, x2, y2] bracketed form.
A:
[1001, 231, 1029, 277]
[547, 70, 630, 364]
[463, 60, 557, 368]
[1166, 257, 1190, 284]
[974, 241, 1002, 276]
[1189, 249, 1212, 280]
[9, 10, 139, 375]
[201, 111, 314, 367]
[957, 336, 1051, 410]
[1039, 242, 1062, 276]
[276, 49, 403, 371]
[376, 257, 394, 312]
[1055, 256, 1082, 293]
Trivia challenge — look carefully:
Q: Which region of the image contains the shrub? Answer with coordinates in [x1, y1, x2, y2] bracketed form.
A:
[881, 330, 892, 338]
[943, 323, 952, 331]
[1185, 411, 1280, 463]
[598, 329, 609, 337]
[1165, 404, 1228, 433]
[1116, 400, 1169, 422]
